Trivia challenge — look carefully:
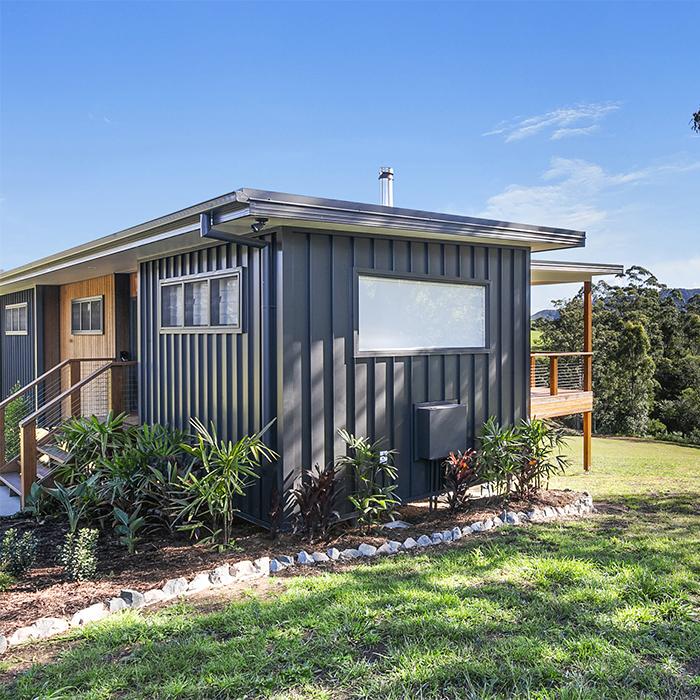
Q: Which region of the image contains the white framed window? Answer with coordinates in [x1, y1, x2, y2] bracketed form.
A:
[71, 296, 104, 334]
[4, 302, 28, 336]
[159, 268, 242, 333]
[356, 272, 488, 356]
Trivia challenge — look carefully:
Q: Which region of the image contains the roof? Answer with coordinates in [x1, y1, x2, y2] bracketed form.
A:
[531, 259, 625, 285]
[0, 188, 587, 293]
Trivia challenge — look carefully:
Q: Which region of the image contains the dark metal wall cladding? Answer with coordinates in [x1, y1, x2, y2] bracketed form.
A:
[139, 241, 271, 522]
[278, 230, 531, 503]
[0, 288, 35, 399]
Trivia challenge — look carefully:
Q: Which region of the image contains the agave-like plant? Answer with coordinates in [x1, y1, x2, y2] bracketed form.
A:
[287, 462, 340, 542]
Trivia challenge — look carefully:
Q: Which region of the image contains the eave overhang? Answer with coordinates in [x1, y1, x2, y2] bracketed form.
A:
[531, 260, 624, 285]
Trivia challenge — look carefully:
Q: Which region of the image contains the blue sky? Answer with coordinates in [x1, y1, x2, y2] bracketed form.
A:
[1, 1, 698, 311]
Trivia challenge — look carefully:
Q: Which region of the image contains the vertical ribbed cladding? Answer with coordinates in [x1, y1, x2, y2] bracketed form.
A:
[139, 236, 274, 524]
[279, 230, 530, 507]
[0, 288, 35, 399]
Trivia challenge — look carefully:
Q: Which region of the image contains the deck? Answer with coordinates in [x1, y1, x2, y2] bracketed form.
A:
[530, 387, 593, 419]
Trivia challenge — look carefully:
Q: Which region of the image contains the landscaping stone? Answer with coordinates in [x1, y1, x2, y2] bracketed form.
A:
[297, 550, 314, 565]
[416, 535, 433, 547]
[8, 626, 35, 646]
[461, 525, 472, 536]
[33, 617, 69, 639]
[441, 530, 453, 542]
[0, 634, 6, 655]
[71, 602, 109, 627]
[269, 559, 287, 573]
[327, 547, 341, 561]
[109, 597, 128, 613]
[209, 564, 234, 586]
[162, 577, 188, 597]
[402, 537, 417, 550]
[382, 520, 411, 530]
[556, 506, 566, 517]
[451, 526, 462, 540]
[376, 543, 393, 555]
[470, 522, 484, 532]
[504, 512, 520, 525]
[278, 555, 295, 567]
[120, 589, 145, 609]
[232, 559, 260, 578]
[359, 543, 377, 557]
[482, 519, 494, 530]
[143, 589, 167, 605]
[431, 532, 443, 544]
[187, 573, 212, 593]
[387, 540, 401, 553]
[492, 516, 503, 527]
[312, 551, 330, 563]
[340, 548, 361, 560]
[544, 506, 556, 518]
[253, 557, 271, 576]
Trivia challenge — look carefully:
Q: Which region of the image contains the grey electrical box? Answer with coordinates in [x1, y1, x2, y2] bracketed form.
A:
[414, 402, 468, 460]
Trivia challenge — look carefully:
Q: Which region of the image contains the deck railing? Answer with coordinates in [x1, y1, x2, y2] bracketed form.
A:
[530, 352, 593, 396]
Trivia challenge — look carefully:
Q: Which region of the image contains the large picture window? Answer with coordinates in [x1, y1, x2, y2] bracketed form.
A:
[71, 297, 103, 334]
[357, 273, 487, 355]
[5, 302, 28, 335]
[160, 269, 242, 332]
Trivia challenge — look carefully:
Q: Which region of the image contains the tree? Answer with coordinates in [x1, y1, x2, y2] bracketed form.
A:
[692, 109, 700, 133]
[538, 267, 699, 441]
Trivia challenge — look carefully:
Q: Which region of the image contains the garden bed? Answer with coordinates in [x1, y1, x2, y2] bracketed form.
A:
[1, 487, 585, 635]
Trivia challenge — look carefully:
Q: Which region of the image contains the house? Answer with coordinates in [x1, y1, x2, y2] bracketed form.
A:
[0, 173, 623, 522]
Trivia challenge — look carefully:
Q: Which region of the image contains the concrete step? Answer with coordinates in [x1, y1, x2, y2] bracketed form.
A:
[0, 483, 21, 517]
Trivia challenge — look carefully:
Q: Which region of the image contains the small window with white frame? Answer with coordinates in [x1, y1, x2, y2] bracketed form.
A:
[159, 268, 242, 333]
[71, 296, 104, 334]
[4, 302, 28, 335]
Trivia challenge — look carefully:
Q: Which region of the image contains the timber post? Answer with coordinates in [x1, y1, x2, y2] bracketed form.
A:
[583, 281, 593, 471]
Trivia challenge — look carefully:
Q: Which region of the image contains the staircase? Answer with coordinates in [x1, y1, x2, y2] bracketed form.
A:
[0, 358, 137, 512]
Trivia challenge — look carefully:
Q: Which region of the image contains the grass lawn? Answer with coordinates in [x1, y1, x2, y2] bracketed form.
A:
[2, 438, 699, 699]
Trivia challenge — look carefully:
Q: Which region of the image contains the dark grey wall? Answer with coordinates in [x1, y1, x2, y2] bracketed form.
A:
[139, 240, 273, 522]
[0, 288, 35, 399]
[277, 229, 531, 504]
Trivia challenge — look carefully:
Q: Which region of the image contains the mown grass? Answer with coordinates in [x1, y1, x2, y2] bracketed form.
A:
[2, 438, 699, 699]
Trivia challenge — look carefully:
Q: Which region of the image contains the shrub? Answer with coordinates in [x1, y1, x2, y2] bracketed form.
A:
[58, 527, 99, 581]
[1, 528, 37, 577]
[288, 463, 340, 542]
[477, 417, 522, 498]
[177, 418, 277, 549]
[0, 571, 13, 592]
[515, 419, 570, 499]
[3, 382, 31, 459]
[337, 429, 400, 532]
[442, 449, 480, 512]
[478, 417, 570, 501]
[44, 477, 99, 533]
[113, 506, 146, 554]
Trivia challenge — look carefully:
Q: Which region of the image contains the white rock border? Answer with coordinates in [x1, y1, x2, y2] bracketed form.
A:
[0, 493, 594, 654]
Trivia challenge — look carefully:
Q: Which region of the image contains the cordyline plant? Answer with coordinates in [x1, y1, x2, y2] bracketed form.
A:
[337, 429, 400, 533]
[442, 449, 480, 512]
[287, 462, 340, 542]
[176, 418, 277, 550]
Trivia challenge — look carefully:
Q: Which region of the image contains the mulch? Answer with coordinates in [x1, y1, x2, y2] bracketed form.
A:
[1, 488, 584, 635]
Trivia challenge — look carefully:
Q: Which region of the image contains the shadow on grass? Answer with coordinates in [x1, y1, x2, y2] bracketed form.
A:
[3, 493, 700, 700]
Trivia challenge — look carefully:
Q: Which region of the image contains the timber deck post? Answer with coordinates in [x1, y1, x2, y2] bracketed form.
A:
[69, 360, 81, 418]
[583, 281, 593, 471]
[0, 409, 5, 466]
[19, 419, 37, 507]
[549, 356, 559, 395]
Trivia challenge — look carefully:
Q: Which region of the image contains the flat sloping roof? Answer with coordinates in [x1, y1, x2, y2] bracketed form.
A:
[0, 188, 587, 292]
[531, 259, 624, 285]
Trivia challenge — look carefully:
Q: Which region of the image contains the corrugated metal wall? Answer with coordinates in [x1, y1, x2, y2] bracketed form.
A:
[0, 288, 36, 399]
[278, 229, 531, 504]
[139, 240, 272, 522]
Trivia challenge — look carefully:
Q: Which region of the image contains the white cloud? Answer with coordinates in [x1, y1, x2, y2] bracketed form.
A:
[484, 102, 620, 142]
[479, 157, 700, 230]
[648, 256, 700, 289]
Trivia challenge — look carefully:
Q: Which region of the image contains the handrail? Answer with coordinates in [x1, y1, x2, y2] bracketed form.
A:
[0, 357, 115, 410]
[530, 351, 593, 357]
[19, 361, 137, 428]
